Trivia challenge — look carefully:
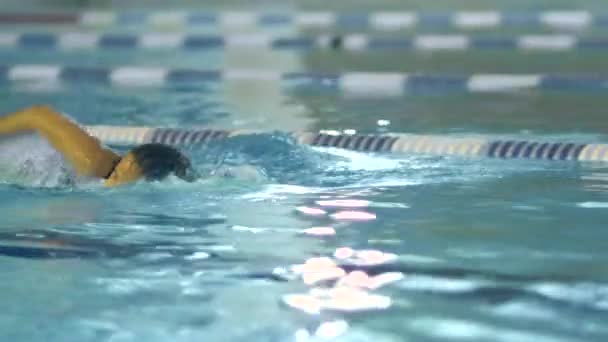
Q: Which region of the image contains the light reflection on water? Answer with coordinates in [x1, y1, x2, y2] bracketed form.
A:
[4, 6, 608, 339]
[1, 138, 608, 340]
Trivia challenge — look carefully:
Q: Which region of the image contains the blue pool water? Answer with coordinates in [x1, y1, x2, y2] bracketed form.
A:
[2, 83, 608, 341]
[3, 5, 608, 342]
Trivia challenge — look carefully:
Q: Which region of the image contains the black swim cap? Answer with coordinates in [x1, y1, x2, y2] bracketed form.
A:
[130, 143, 198, 182]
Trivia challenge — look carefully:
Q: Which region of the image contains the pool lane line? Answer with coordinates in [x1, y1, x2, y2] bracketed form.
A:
[3, 32, 608, 52]
[85, 126, 608, 162]
[4, 65, 608, 94]
[0, 10, 599, 31]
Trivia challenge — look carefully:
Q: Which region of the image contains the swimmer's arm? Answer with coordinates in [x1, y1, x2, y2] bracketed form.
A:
[0, 105, 121, 178]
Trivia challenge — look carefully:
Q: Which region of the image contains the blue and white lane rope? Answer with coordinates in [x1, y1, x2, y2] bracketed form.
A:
[0, 11, 601, 31]
[3, 33, 607, 52]
[85, 126, 608, 162]
[3, 65, 608, 94]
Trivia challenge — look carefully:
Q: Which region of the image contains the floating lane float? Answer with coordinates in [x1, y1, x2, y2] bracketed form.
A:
[0, 10, 600, 31]
[84, 126, 608, 162]
[3, 64, 608, 94]
[2, 33, 608, 52]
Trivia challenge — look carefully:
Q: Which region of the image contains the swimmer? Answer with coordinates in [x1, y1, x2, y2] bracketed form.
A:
[0, 105, 197, 187]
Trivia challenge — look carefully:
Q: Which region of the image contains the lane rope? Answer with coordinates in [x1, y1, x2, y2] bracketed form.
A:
[2, 32, 607, 52]
[3, 64, 608, 94]
[0, 10, 600, 31]
[85, 126, 608, 162]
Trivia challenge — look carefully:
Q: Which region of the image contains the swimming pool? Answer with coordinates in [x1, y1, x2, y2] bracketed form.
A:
[2, 2, 608, 342]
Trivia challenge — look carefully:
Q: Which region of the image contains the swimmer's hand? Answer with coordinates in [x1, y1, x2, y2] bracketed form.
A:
[0, 105, 120, 178]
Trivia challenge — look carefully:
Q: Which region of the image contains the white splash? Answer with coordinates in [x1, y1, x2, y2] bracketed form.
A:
[0, 132, 75, 187]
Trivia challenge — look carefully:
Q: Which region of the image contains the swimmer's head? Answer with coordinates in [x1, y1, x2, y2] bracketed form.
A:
[104, 143, 197, 187]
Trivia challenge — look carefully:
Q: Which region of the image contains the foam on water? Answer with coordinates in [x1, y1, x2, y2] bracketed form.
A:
[0, 132, 76, 187]
[320, 147, 405, 171]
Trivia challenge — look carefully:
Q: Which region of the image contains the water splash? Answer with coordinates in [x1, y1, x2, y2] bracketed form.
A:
[0, 133, 75, 187]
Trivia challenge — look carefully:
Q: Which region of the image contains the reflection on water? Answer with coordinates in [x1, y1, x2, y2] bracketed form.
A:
[3, 2, 608, 339]
[2, 134, 608, 340]
[579, 165, 608, 193]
